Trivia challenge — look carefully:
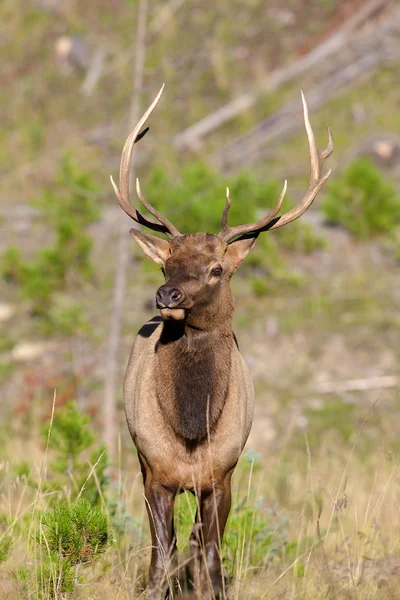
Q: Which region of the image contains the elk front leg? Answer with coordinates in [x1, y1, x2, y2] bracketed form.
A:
[198, 471, 233, 597]
[143, 476, 177, 598]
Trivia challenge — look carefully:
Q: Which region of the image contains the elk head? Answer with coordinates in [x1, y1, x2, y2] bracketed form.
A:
[111, 85, 333, 327]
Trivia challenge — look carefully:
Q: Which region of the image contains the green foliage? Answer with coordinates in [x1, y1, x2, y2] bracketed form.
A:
[322, 157, 400, 238]
[172, 452, 312, 578]
[0, 334, 15, 383]
[37, 497, 111, 597]
[0, 361, 15, 384]
[0, 533, 12, 563]
[84, 445, 109, 505]
[277, 221, 328, 254]
[1, 153, 100, 333]
[8, 405, 112, 596]
[45, 402, 94, 462]
[251, 276, 271, 297]
[251, 268, 303, 297]
[142, 161, 326, 275]
[36, 152, 100, 230]
[43, 402, 109, 504]
[10, 563, 31, 598]
[173, 488, 290, 577]
[38, 556, 75, 598]
[174, 492, 197, 550]
[1, 247, 24, 282]
[39, 497, 110, 565]
[223, 498, 276, 572]
[44, 302, 90, 336]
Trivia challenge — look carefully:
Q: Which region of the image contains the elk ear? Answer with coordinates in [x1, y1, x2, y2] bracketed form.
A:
[225, 236, 257, 273]
[129, 229, 170, 265]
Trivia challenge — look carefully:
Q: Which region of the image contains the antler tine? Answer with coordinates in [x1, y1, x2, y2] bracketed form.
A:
[220, 187, 232, 232]
[267, 92, 333, 231]
[218, 93, 333, 243]
[110, 173, 169, 234]
[218, 180, 287, 243]
[110, 84, 181, 238]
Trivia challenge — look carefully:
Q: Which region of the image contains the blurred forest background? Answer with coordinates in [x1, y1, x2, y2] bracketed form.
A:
[1, 0, 400, 598]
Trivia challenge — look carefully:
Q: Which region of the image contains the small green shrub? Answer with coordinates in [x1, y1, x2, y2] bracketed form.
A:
[44, 301, 90, 336]
[42, 402, 109, 504]
[37, 497, 111, 597]
[277, 221, 328, 254]
[322, 157, 400, 238]
[44, 402, 95, 462]
[0, 533, 12, 563]
[39, 498, 110, 565]
[1, 153, 100, 332]
[223, 498, 288, 574]
[251, 276, 271, 297]
[250, 267, 303, 297]
[38, 557, 76, 598]
[1, 247, 24, 283]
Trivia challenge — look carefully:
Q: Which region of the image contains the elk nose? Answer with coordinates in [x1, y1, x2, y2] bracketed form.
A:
[156, 285, 184, 308]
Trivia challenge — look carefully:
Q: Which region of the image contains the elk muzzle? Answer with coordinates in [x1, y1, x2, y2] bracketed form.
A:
[156, 284, 186, 321]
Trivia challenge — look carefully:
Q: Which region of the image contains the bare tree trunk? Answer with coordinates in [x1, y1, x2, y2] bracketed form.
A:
[103, 0, 148, 456]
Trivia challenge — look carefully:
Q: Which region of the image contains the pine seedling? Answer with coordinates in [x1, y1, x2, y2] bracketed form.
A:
[43, 402, 95, 472]
[42, 402, 109, 504]
[37, 497, 111, 596]
[40, 498, 110, 565]
[0, 152, 100, 333]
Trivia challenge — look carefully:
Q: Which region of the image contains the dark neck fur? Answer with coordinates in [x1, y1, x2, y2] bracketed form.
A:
[155, 319, 233, 446]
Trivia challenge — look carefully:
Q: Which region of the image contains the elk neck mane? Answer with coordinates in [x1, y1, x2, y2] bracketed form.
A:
[154, 318, 234, 446]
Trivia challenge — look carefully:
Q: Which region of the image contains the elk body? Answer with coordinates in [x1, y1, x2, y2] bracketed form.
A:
[111, 85, 333, 599]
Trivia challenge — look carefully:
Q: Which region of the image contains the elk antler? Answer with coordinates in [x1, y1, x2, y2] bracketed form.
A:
[110, 84, 181, 238]
[218, 92, 333, 243]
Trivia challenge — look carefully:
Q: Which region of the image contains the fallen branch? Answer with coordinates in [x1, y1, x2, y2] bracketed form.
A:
[215, 51, 384, 170]
[173, 0, 392, 150]
[314, 375, 398, 395]
[81, 48, 107, 96]
[215, 10, 400, 171]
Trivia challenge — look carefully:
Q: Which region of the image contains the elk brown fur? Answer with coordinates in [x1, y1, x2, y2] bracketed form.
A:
[111, 85, 333, 598]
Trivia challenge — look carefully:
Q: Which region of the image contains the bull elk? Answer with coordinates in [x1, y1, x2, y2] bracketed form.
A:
[110, 84, 333, 598]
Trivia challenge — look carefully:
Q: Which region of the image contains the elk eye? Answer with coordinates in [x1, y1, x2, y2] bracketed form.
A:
[211, 266, 223, 277]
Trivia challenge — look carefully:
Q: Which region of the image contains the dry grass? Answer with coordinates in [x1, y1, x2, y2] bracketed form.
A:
[1, 388, 400, 599]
